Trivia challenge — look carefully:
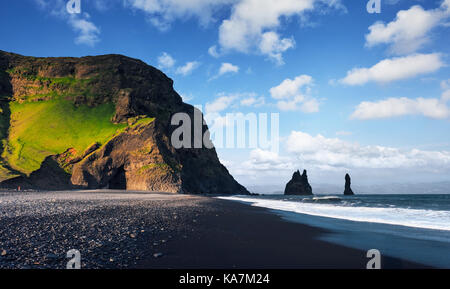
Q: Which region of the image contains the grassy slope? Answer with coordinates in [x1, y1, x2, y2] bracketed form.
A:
[0, 69, 156, 180]
[2, 99, 128, 175]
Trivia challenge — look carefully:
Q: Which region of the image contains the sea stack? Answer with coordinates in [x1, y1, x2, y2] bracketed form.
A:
[284, 170, 313, 195]
[343, 173, 354, 195]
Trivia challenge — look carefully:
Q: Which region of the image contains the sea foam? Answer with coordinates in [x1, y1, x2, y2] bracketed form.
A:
[218, 196, 450, 231]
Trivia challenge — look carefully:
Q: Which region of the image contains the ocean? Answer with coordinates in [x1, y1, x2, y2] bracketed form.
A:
[219, 194, 450, 268]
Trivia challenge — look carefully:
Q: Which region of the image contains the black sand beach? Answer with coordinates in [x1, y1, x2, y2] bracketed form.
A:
[0, 191, 428, 269]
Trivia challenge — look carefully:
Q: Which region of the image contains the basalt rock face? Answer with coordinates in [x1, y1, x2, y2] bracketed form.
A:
[343, 173, 354, 195]
[284, 170, 313, 195]
[0, 51, 249, 194]
[0, 155, 74, 191]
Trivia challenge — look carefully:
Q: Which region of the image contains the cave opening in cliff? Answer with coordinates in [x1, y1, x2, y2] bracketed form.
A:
[108, 166, 127, 190]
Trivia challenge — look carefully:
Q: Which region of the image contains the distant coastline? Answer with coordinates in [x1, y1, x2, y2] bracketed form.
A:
[247, 181, 450, 195]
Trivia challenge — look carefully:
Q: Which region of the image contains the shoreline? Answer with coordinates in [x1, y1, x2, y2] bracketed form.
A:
[0, 191, 430, 269]
[135, 195, 429, 269]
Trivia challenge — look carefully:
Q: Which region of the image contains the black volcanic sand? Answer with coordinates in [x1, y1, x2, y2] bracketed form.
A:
[0, 191, 427, 269]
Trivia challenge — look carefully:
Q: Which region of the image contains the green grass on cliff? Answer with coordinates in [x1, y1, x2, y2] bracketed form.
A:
[0, 68, 156, 179]
[2, 99, 128, 175]
[6, 68, 96, 103]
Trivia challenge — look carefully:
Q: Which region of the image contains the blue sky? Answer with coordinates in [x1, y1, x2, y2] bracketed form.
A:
[1, 0, 450, 188]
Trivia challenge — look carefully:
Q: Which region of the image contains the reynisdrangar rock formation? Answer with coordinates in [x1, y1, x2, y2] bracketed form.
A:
[284, 170, 313, 195]
[343, 173, 354, 195]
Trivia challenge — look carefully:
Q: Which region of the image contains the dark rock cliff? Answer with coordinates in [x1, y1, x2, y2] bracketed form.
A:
[284, 170, 313, 195]
[0, 50, 249, 194]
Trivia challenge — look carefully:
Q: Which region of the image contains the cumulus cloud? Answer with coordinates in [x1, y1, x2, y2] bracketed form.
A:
[125, 0, 234, 30]
[351, 97, 450, 120]
[365, 1, 450, 55]
[226, 129, 450, 185]
[124, 0, 343, 62]
[340, 53, 444, 85]
[286, 131, 450, 170]
[240, 149, 293, 172]
[443, 90, 450, 102]
[240, 96, 265, 107]
[33, 0, 101, 46]
[351, 83, 450, 120]
[209, 62, 240, 80]
[270, 75, 313, 99]
[208, 45, 221, 58]
[219, 62, 239, 75]
[269, 75, 319, 112]
[259, 32, 295, 65]
[205, 92, 264, 114]
[299, 98, 320, 113]
[68, 14, 101, 46]
[205, 94, 238, 114]
[217, 0, 343, 64]
[441, 78, 450, 90]
[157, 52, 176, 69]
[175, 61, 200, 76]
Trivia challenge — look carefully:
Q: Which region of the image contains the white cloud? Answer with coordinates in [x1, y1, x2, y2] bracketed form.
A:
[269, 75, 319, 112]
[351, 81, 450, 120]
[351, 97, 450, 120]
[445, 0, 450, 12]
[340, 53, 444, 85]
[228, 149, 293, 177]
[270, 75, 313, 99]
[68, 14, 101, 46]
[217, 0, 343, 64]
[442, 90, 450, 102]
[175, 61, 200, 76]
[276, 97, 320, 113]
[286, 131, 450, 170]
[276, 95, 305, 111]
[241, 149, 293, 171]
[209, 62, 240, 80]
[205, 94, 237, 114]
[33, 1, 101, 46]
[157, 52, 176, 69]
[218, 62, 239, 75]
[205, 92, 262, 114]
[240, 96, 265, 107]
[226, 129, 450, 185]
[208, 45, 220, 58]
[259, 31, 295, 65]
[365, 2, 450, 55]
[125, 0, 234, 30]
[124, 0, 343, 62]
[441, 78, 450, 90]
[300, 98, 320, 113]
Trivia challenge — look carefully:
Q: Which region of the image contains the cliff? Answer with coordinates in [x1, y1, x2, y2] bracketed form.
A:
[0, 50, 248, 194]
[284, 170, 313, 195]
